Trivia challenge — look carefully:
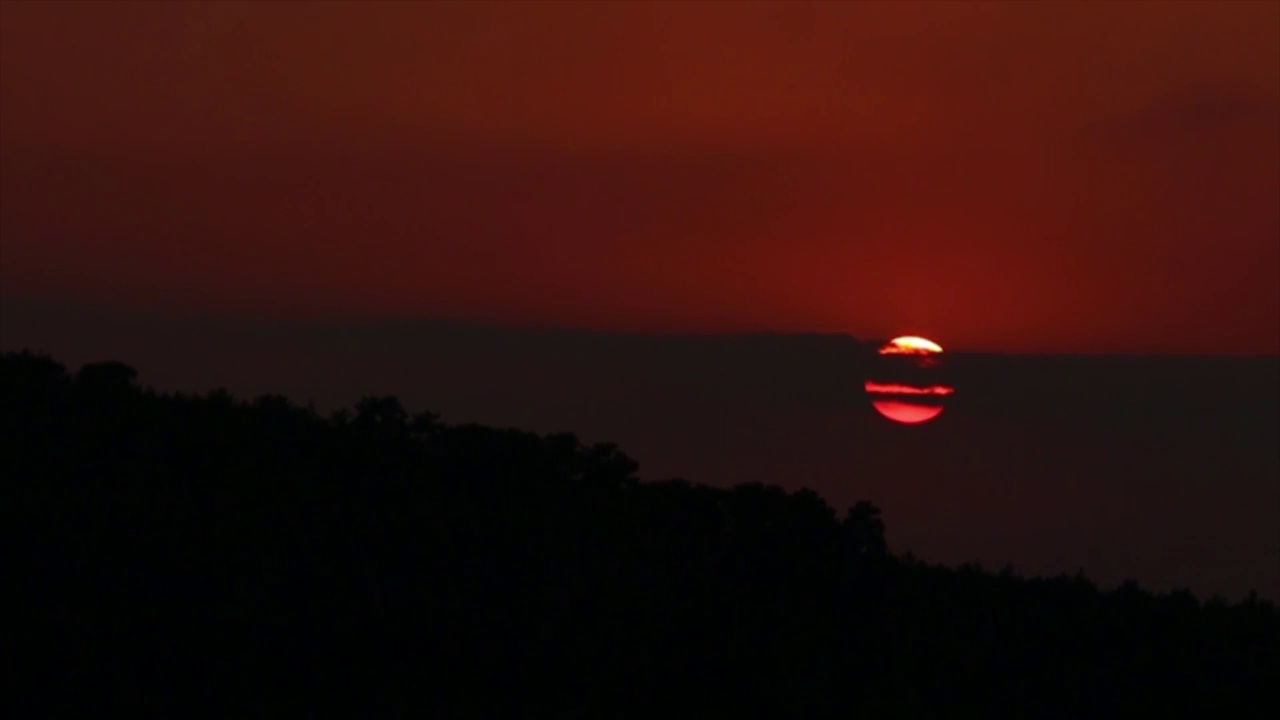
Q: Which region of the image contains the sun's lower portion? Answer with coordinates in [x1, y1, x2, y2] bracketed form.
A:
[870, 400, 945, 424]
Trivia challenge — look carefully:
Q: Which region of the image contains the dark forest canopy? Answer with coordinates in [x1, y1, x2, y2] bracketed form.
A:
[5, 351, 1278, 717]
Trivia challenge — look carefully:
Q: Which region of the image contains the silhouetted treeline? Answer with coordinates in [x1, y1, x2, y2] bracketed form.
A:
[5, 351, 1277, 717]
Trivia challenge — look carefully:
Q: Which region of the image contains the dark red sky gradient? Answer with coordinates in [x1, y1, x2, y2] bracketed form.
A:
[2, 1, 1277, 354]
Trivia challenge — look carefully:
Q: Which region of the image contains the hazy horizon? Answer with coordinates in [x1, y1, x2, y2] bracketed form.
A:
[6, 296, 1277, 602]
[8, 295, 1280, 359]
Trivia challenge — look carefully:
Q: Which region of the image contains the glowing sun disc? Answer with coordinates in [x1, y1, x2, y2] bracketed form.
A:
[868, 334, 949, 424]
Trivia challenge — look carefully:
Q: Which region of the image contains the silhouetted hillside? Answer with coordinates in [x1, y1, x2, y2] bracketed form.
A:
[6, 351, 1278, 717]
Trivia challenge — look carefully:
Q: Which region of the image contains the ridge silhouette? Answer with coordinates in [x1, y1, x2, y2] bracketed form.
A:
[6, 351, 1277, 717]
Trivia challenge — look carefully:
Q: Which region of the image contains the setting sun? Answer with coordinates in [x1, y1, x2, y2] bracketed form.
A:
[867, 335, 951, 425]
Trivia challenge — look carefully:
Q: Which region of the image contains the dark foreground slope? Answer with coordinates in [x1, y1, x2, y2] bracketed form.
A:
[5, 352, 1278, 718]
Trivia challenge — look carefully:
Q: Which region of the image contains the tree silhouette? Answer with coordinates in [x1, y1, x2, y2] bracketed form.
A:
[4, 350, 1277, 718]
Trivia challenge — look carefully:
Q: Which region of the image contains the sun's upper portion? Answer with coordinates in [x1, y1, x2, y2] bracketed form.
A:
[878, 335, 943, 355]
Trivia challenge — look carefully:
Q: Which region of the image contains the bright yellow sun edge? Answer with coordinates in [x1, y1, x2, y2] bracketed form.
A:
[886, 335, 943, 353]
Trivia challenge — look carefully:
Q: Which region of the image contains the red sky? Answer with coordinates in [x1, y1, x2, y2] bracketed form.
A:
[2, 0, 1277, 354]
